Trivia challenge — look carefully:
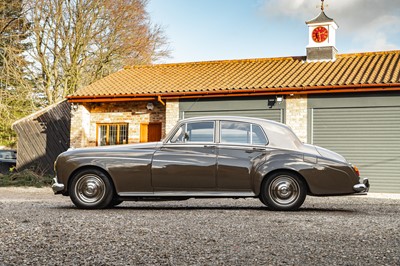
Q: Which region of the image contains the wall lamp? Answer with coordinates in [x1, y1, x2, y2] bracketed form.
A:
[71, 103, 79, 112]
[146, 102, 154, 111]
[276, 95, 284, 104]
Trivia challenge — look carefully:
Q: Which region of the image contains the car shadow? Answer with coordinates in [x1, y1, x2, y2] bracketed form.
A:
[53, 205, 358, 214]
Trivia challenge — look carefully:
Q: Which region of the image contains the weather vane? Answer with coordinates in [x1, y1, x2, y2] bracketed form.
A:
[318, 0, 328, 11]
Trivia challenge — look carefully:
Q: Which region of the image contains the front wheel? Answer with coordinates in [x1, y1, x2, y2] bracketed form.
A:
[69, 169, 114, 209]
[260, 172, 307, 211]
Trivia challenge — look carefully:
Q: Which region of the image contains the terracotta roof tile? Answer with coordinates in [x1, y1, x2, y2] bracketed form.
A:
[71, 50, 400, 99]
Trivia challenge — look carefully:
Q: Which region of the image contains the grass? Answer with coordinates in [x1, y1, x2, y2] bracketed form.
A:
[0, 169, 53, 187]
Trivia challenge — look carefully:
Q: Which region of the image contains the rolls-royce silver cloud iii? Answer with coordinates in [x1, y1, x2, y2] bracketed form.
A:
[52, 116, 369, 211]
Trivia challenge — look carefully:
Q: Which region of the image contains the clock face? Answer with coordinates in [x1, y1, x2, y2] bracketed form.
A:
[312, 26, 328, 43]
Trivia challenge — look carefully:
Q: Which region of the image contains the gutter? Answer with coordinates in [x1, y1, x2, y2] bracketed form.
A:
[66, 83, 400, 103]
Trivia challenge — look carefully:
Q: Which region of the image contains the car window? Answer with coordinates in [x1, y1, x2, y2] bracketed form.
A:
[0, 151, 16, 160]
[170, 121, 215, 143]
[251, 124, 268, 145]
[221, 121, 250, 144]
[220, 121, 268, 145]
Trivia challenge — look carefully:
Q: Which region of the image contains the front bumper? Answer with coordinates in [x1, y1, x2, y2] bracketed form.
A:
[51, 177, 65, 194]
[353, 178, 369, 193]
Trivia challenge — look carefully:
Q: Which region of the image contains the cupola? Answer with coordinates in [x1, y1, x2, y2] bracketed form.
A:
[306, 0, 338, 61]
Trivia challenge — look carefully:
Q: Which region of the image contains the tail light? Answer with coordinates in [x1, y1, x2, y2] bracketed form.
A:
[352, 164, 360, 177]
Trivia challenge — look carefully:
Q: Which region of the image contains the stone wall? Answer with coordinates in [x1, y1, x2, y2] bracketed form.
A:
[70, 96, 309, 148]
[285, 95, 308, 143]
[70, 101, 167, 148]
[70, 104, 91, 148]
[165, 99, 180, 136]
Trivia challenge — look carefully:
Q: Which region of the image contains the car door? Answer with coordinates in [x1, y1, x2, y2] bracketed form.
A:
[151, 121, 217, 190]
[216, 121, 268, 191]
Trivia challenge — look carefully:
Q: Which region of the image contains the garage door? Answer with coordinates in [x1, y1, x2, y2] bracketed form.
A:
[311, 106, 400, 193]
[180, 97, 285, 123]
[182, 109, 283, 122]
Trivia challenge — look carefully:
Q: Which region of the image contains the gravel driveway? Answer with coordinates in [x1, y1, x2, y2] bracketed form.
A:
[0, 187, 399, 265]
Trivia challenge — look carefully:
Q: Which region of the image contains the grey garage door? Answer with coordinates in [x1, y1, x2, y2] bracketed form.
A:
[311, 106, 400, 193]
[182, 109, 283, 122]
[180, 97, 285, 123]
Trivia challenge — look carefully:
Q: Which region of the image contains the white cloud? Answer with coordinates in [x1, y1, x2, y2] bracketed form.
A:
[259, 0, 400, 52]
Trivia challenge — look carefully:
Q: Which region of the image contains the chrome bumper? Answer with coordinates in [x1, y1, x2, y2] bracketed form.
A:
[52, 177, 65, 193]
[353, 178, 369, 193]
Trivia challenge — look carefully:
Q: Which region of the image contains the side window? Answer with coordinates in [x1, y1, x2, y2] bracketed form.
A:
[170, 124, 186, 143]
[220, 121, 268, 145]
[170, 121, 215, 143]
[221, 121, 250, 144]
[251, 124, 268, 145]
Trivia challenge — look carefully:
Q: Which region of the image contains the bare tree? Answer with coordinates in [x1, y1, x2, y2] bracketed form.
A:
[0, 0, 33, 146]
[0, 0, 168, 145]
[25, 0, 169, 104]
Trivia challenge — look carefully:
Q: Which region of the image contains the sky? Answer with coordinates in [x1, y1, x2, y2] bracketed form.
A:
[147, 0, 400, 63]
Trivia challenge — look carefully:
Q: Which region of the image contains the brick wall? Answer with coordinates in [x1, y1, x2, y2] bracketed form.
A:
[70, 96, 309, 147]
[285, 95, 308, 143]
[70, 101, 167, 148]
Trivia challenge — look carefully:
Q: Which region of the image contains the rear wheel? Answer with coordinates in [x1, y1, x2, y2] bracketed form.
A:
[69, 169, 114, 209]
[260, 172, 307, 211]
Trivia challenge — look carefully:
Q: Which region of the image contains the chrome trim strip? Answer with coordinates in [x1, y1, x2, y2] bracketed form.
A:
[71, 157, 150, 161]
[118, 191, 256, 197]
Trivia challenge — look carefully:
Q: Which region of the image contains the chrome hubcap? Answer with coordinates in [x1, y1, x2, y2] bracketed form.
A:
[75, 174, 106, 204]
[269, 175, 300, 206]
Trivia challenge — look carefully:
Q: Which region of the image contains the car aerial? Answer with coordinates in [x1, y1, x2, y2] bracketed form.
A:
[0, 149, 17, 174]
[52, 116, 369, 211]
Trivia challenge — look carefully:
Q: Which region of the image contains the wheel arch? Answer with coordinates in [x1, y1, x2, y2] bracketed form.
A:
[257, 168, 310, 196]
[66, 165, 116, 196]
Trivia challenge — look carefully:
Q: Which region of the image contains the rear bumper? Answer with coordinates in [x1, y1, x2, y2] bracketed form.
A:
[353, 178, 369, 193]
[51, 177, 65, 194]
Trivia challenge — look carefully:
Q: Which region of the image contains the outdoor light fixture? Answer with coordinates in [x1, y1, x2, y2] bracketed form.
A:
[71, 103, 79, 112]
[146, 102, 154, 111]
[276, 95, 284, 104]
[267, 96, 284, 108]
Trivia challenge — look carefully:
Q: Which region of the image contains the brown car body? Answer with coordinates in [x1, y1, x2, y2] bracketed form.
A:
[53, 116, 369, 210]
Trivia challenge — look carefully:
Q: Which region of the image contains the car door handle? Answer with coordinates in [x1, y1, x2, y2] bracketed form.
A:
[204, 145, 216, 148]
[246, 148, 266, 153]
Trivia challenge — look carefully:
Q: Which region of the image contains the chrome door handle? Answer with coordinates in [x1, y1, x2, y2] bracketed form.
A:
[204, 145, 216, 148]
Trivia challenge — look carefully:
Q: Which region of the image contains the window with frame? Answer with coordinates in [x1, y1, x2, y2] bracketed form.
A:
[220, 121, 268, 145]
[97, 124, 129, 146]
[170, 121, 215, 143]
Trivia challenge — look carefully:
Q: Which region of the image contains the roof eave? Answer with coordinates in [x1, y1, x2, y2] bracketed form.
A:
[66, 83, 400, 103]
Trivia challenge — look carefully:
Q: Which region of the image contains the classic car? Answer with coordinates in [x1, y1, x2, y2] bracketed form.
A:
[52, 116, 369, 211]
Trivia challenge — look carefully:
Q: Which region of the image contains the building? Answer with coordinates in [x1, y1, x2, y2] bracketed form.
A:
[65, 6, 400, 193]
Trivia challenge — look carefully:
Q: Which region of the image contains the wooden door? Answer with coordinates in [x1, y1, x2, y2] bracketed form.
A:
[140, 122, 162, 142]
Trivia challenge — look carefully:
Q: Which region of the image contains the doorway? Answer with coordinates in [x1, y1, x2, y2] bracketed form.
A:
[140, 122, 162, 142]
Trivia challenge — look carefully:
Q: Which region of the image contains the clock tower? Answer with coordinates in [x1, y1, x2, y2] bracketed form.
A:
[306, 0, 338, 61]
